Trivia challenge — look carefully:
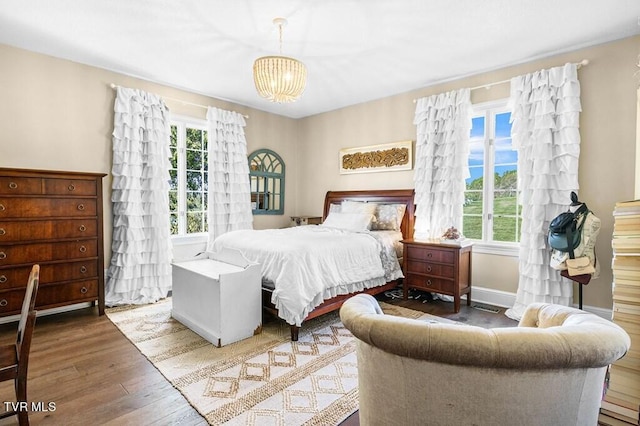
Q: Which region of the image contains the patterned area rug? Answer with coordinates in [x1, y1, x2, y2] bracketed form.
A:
[106, 298, 450, 425]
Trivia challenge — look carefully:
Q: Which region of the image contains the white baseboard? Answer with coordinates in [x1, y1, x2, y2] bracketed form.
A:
[463, 286, 612, 320]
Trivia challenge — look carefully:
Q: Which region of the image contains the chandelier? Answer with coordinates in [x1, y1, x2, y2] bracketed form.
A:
[253, 18, 307, 103]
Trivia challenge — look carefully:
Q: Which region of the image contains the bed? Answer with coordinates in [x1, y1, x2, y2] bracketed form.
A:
[211, 189, 415, 340]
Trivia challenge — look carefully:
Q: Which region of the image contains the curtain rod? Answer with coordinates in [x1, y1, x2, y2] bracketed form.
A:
[413, 59, 589, 103]
[109, 83, 249, 119]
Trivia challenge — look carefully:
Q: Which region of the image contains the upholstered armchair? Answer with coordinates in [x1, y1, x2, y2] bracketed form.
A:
[340, 294, 630, 426]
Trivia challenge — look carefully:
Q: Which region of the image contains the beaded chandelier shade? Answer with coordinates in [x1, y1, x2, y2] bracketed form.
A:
[253, 18, 307, 103]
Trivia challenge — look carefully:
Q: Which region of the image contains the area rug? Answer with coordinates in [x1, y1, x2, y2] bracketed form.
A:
[106, 298, 452, 425]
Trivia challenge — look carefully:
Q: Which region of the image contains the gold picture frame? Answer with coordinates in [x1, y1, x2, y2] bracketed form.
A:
[339, 140, 413, 174]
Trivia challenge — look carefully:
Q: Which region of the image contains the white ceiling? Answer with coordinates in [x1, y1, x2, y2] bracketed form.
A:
[1, 0, 639, 118]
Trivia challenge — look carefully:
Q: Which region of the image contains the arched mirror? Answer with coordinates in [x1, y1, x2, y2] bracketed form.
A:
[248, 149, 285, 215]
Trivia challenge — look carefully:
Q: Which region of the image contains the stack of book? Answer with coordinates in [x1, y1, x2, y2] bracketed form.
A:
[601, 200, 640, 425]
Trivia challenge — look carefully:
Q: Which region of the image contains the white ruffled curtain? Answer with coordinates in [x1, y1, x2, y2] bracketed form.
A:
[205, 106, 253, 247]
[106, 86, 172, 305]
[413, 89, 472, 240]
[505, 63, 581, 321]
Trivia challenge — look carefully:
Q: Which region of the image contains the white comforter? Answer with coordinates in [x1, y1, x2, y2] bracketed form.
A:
[211, 226, 402, 326]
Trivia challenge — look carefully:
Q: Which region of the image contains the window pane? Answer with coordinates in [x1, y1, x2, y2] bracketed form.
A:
[494, 139, 517, 164]
[170, 125, 177, 147]
[170, 213, 179, 235]
[186, 171, 204, 191]
[493, 216, 519, 242]
[169, 169, 178, 190]
[495, 112, 512, 138]
[463, 215, 482, 240]
[186, 212, 204, 233]
[493, 191, 518, 215]
[494, 169, 517, 197]
[470, 116, 485, 139]
[186, 191, 203, 211]
[169, 190, 178, 212]
[186, 128, 203, 150]
[170, 147, 178, 169]
[468, 139, 484, 167]
[186, 149, 203, 170]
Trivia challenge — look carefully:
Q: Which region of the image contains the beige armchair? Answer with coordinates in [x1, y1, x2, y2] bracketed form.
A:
[340, 294, 630, 426]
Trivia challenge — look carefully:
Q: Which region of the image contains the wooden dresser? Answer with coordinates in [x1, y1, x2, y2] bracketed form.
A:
[401, 239, 472, 313]
[0, 168, 106, 317]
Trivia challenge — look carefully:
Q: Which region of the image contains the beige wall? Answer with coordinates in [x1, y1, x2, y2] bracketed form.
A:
[1, 35, 638, 311]
[297, 35, 640, 310]
[0, 43, 300, 264]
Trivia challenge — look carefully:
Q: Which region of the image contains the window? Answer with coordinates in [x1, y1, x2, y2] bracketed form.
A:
[169, 117, 208, 236]
[463, 101, 521, 249]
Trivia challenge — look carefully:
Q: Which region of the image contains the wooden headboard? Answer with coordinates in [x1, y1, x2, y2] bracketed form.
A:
[323, 189, 415, 240]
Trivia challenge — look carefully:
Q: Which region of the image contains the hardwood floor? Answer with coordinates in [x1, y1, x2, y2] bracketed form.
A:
[0, 289, 516, 425]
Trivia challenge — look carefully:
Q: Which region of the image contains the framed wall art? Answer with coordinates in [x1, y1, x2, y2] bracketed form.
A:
[339, 140, 413, 174]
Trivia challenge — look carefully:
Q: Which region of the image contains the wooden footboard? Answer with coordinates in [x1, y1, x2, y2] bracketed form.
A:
[262, 280, 401, 341]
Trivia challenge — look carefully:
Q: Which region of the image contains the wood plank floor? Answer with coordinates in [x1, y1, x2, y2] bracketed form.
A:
[0, 290, 517, 425]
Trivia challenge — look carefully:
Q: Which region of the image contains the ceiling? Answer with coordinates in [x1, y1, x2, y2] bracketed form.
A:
[1, 1, 639, 119]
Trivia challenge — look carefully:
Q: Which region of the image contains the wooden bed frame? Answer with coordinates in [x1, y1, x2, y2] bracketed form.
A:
[261, 189, 415, 341]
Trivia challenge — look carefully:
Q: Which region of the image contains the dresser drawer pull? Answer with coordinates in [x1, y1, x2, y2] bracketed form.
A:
[0, 228, 5, 236]
[426, 279, 432, 286]
[426, 266, 432, 272]
[0, 275, 6, 284]
[427, 253, 432, 258]
[80, 266, 88, 274]
[0, 299, 7, 307]
[8, 182, 17, 190]
[77, 204, 85, 211]
[68, 184, 76, 191]
[79, 225, 86, 232]
[79, 246, 87, 253]
[80, 287, 88, 294]
[0, 252, 5, 260]
[0, 204, 5, 212]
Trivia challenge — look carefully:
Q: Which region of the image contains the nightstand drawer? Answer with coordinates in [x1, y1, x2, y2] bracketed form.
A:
[405, 274, 448, 292]
[406, 245, 454, 264]
[406, 261, 454, 278]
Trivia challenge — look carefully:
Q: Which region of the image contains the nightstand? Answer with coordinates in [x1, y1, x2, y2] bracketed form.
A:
[290, 216, 322, 226]
[401, 239, 473, 313]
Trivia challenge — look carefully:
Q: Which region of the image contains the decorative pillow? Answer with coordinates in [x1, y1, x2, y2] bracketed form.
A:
[371, 203, 407, 231]
[341, 200, 377, 219]
[328, 203, 341, 214]
[322, 212, 374, 232]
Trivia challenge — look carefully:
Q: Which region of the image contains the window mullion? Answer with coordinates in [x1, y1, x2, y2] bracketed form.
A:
[177, 123, 187, 235]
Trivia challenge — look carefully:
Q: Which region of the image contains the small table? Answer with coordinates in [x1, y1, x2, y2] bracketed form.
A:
[401, 239, 473, 313]
[290, 216, 322, 226]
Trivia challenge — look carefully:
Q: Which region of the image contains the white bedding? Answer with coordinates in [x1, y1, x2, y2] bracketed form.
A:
[211, 226, 403, 326]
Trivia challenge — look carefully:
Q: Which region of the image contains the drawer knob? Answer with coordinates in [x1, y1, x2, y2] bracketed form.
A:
[0, 299, 7, 307]
[79, 246, 87, 253]
[427, 253, 433, 258]
[0, 204, 5, 212]
[0, 252, 6, 260]
[79, 225, 86, 232]
[68, 184, 76, 191]
[0, 228, 5, 236]
[8, 182, 17, 190]
[80, 287, 88, 294]
[426, 266, 432, 272]
[426, 279, 432, 286]
[80, 266, 87, 273]
[77, 204, 85, 211]
[0, 275, 6, 283]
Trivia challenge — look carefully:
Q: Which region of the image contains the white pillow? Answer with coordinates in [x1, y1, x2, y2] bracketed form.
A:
[322, 212, 373, 232]
[341, 200, 377, 218]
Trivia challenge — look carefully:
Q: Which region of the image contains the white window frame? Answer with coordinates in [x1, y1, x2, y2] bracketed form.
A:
[466, 100, 519, 257]
[170, 114, 209, 245]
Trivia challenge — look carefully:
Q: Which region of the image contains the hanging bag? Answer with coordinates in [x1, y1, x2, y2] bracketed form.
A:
[548, 203, 588, 259]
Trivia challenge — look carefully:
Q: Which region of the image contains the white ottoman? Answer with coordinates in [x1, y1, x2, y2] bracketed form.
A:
[171, 248, 261, 347]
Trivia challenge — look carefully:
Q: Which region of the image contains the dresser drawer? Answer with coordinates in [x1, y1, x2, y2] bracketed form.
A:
[0, 239, 98, 266]
[38, 279, 99, 306]
[44, 178, 97, 196]
[0, 260, 99, 289]
[0, 177, 42, 195]
[0, 279, 99, 315]
[0, 219, 97, 242]
[0, 198, 97, 218]
[406, 261, 454, 278]
[406, 245, 454, 264]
